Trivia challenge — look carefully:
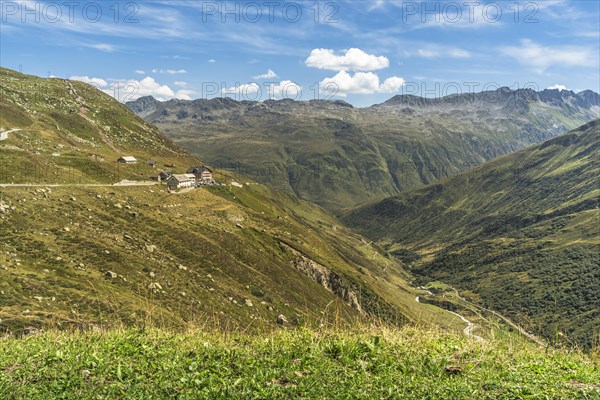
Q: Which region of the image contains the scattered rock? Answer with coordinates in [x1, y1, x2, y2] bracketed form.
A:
[149, 271, 155, 278]
[445, 366, 463, 375]
[63, 227, 70, 232]
[114, 203, 122, 209]
[177, 264, 187, 271]
[23, 326, 39, 335]
[82, 370, 91, 380]
[104, 271, 117, 279]
[145, 245, 156, 253]
[245, 299, 254, 307]
[130, 212, 139, 217]
[277, 314, 288, 325]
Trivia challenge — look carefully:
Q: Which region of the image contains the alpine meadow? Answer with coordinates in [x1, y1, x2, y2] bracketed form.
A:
[1, 1, 599, 399]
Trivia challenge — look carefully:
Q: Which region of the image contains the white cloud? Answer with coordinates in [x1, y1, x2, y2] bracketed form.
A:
[380, 76, 406, 93]
[412, 48, 470, 59]
[175, 89, 196, 100]
[547, 84, 568, 91]
[151, 69, 188, 75]
[104, 77, 176, 102]
[69, 76, 108, 88]
[208, 59, 216, 63]
[448, 48, 471, 58]
[134, 70, 146, 75]
[500, 39, 596, 73]
[269, 80, 303, 99]
[221, 83, 261, 95]
[319, 71, 405, 97]
[88, 43, 115, 52]
[253, 69, 278, 80]
[417, 49, 440, 58]
[161, 55, 191, 60]
[174, 81, 188, 87]
[305, 48, 390, 71]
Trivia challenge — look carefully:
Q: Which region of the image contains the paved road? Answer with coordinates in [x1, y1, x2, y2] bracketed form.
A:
[0, 128, 21, 141]
[0, 180, 159, 188]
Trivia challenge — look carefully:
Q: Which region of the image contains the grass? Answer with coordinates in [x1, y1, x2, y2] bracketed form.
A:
[0, 326, 598, 399]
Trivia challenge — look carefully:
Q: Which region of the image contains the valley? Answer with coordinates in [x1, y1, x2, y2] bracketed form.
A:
[127, 89, 599, 211]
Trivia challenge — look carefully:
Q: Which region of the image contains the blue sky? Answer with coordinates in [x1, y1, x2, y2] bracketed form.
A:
[1, 0, 599, 106]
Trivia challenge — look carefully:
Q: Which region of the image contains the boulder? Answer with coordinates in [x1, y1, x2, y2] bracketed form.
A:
[105, 271, 117, 279]
[276, 314, 288, 325]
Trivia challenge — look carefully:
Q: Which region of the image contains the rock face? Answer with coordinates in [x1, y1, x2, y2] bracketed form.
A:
[283, 243, 363, 314]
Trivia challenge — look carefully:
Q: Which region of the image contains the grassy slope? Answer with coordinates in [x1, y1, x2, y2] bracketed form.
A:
[130, 91, 599, 211]
[1, 327, 598, 399]
[342, 120, 600, 348]
[0, 68, 458, 334]
[0, 67, 201, 184]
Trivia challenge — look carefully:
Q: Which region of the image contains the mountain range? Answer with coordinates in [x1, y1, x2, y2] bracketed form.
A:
[127, 88, 599, 211]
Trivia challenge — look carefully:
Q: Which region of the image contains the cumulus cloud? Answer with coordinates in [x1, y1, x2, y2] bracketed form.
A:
[208, 59, 216, 63]
[253, 69, 278, 80]
[269, 80, 302, 99]
[151, 69, 188, 74]
[547, 84, 568, 91]
[175, 89, 196, 100]
[221, 83, 261, 96]
[69, 76, 108, 88]
[103, 77, 176, 102]
[500, 39, 596, 72]
[319, 71, 405, 97]
[174, 81, 188, 87]
[134, 70, 146, 75]
[305, 48, 390, 71]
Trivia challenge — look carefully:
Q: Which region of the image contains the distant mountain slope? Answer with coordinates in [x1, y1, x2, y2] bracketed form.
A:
[0, 68, 456, 334]
[127, 89, 599, 211]
[342, 120, 600, 348]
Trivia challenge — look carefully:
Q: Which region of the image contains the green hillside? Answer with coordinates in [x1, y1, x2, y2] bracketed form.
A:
[1, 68, 461, 335]
[342, 120, 600, 348]
[127, 89, 599, 211]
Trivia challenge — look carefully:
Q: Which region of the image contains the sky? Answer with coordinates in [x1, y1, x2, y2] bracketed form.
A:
[1, 0, 599, 107]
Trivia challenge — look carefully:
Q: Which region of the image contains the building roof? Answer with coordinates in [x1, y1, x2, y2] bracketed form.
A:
[118, 156, 137, 162]
[186, 166, 213, 174]
[168, 174, 194, 182]
[147, 159, 157, 164]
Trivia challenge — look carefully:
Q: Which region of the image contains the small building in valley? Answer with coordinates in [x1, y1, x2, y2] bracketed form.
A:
[117, 156, 137, 164]
[186, 166, 214, 184]
[159, 171, 173, 182]
[147, 159, 157, 167]
[166, 174, 195, 190]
